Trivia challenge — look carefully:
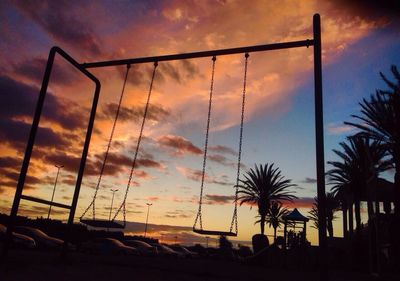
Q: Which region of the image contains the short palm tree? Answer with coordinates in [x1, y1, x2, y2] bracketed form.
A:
[237, 163, 297, 235]
[345, 65, 400, 214]
[265, 201, 289, 242]
[308, 193, 339, 238]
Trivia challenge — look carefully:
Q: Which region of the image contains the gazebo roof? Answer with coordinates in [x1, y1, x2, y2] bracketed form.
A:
[283, 208, 309, 222]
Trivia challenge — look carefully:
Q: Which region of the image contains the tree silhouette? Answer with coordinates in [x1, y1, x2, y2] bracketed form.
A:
[328, 135, 390, 233]
[308, 193, 339, 238]
[345, 65, 400, 214]
[264, 201, 289, 242]
[237, 163, 297, 235]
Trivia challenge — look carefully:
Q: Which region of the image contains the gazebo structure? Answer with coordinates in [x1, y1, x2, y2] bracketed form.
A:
[282, 208, 309, 249]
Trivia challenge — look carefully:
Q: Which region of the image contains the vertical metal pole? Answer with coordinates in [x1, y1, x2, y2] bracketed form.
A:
[3, 48, 57, 257]
[144, 203, 152, 237]
[62, 75, 101, 257]
[313, 13, 328, 280]
[48, 164, 64, 219]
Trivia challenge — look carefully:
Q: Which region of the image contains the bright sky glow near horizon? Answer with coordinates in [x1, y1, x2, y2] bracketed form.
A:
[0, 0, 399, 246]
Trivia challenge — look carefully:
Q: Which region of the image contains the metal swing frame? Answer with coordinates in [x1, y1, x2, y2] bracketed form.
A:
[5, 15, 327, 276]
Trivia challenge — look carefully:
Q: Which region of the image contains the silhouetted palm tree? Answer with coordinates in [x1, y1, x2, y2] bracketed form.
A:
[328, 135, 390, 233]
[237, 163, 297, 235]
[265, 201, 289, 242]
[308, 193, 339, 238]
[345, 65, 400, 214]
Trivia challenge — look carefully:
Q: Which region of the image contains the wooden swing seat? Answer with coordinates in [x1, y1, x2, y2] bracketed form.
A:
[80, 219, 124, 229]
[193, 228, 237, 237]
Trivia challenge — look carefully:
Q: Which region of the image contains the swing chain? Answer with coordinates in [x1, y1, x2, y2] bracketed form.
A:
[194, 56, 216, 231]
[230, 53, 249, 234]
[112, 61, 158, 225]
[80, 63, 131, 221]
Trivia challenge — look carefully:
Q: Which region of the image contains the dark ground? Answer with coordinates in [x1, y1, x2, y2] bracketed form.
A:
[0, 249, 398, 281]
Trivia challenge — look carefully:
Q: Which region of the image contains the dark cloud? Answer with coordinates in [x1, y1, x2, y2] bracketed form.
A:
[128, 65, 146, 86]
[155, 60, 201, 85]
[94, 152, 163, 173]
[181, 60, 201, 80]
[133, 170, 150, 179]
[302, 177, 317, 184]
[329, 0, 400, 23]
[0, 179, 17, 189]
[12, 57, 79, 86]
[165, 209, 193, 219]
[0, 156, 22, 170]
[0, 75, 37, 120]
[0, 169, 41, 190]
[61, 175, 78, 186]
[136, 158, 163, 169]
[14, 0, 103, 57]
[157, 135, 202, 156]
[20, 205, 68, 217]
[95, 152, 131, 168]
[209, 145, 238, 156]
[41, 152, 95, 176]
[159, 63, 182, 83]
[204, 194, 235, 205]
[0, 119, 72, 151]
[177, 166, 203, 182]
[0, 75, 88, 151]
[176, 167, 233, 186]
[100, 103, 170, 123]
[208, 154, 238, 168]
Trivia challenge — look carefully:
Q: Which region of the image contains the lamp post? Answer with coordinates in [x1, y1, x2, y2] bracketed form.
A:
[144, 203, 152, 237]
[108, 189, 118, 221]
[47, 164, 64, 219]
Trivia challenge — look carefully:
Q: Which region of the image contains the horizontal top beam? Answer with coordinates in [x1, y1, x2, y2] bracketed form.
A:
[21, 194, 71, 210]
[82, 39, 314, 68]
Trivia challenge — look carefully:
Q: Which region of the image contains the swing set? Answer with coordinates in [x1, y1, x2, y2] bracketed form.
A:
[5, 14, 327, 266]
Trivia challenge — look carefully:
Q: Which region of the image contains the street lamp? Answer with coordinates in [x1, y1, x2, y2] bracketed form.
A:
[144, 203, 152, 237]
[108, 189, 118, 221]
[47, 164, 64, 219]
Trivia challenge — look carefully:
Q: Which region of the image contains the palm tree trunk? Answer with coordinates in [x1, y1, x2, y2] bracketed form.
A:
[349, 202, 354, 237]
[327, 215, 334, 238]
[260, 215, 265, 235]
[395, 165, 400, 216]
[342, 201, 348, 239]
[274, 227, 277, 242]
[355, 200, 361, 232]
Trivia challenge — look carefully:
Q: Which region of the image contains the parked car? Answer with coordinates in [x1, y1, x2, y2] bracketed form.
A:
[170, 245, 199, 258]
[124, 240, 157, 257]
[14, 226, 63, 250]
[151, 243, 182, 258]
[0, 224, 36, 249]
[81, 238, 139, 256]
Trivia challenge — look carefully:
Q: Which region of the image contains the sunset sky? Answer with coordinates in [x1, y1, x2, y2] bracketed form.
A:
[1, 0, 399, 246]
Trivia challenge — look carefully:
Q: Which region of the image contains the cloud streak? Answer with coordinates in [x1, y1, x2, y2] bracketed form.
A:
[13, 0, 103, 57]
[176, 166, 233, 186]
[157, 135, 202, 156]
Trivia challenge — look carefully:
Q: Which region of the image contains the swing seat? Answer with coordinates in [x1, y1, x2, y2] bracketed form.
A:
[80, 219, 125, 229]
[193, 228, 237, 237]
